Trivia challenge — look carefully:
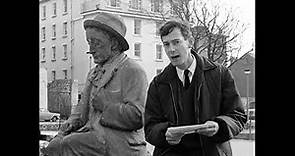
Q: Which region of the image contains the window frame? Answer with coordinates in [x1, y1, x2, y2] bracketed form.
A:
[129, 0, 142, 10]
[155, 21, 163, 36]
[156, 68, 162, 75]
[63, 21, 68, 37]
[52, 24, 56, 39]
[52, 2, 57, 17]
[51, 45, 56, 61]
[42, 5, 46, 20]
[52, 70, 56, 81]
[63, 0, 68, 14]
[41, 47, 46, 62]
[62, 44, 68, 60]
[134, 43, 141, 58]
[151, 0, 163, 13]
[156, 44, 163, 61]
[134, 19, 141, 35]
[109, 0, 121, 8]
[41, 26, 46, 41]
[63, 69, 68, 79]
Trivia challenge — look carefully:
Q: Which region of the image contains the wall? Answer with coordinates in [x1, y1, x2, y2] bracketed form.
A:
[229, 53, 255, 98]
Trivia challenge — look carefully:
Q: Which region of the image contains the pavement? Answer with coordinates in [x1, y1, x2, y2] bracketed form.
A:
[146, 139, 255, 156]
[40, 122, 255, 156]
[231, 139, 255, 156]
[40, 130, 255, 156]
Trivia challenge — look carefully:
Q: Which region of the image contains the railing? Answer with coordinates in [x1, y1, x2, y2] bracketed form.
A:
[234, 119, 255, 140]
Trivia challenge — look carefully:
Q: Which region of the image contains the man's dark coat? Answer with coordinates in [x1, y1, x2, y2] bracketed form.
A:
[144, 50, 247, 156]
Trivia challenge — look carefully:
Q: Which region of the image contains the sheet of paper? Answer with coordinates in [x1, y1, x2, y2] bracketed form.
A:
[167, 124, 211, 134]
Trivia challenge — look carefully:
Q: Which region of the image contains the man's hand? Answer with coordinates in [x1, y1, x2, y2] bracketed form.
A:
[59, 119, 82, 135]
[196, 121, 219, 137]
[165, 129, 185, 145]
[58, 121, 74, 135]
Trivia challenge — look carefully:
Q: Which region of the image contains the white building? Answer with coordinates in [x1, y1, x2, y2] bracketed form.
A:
[39, 0, 73, 82]
[40, 0, 173, 94]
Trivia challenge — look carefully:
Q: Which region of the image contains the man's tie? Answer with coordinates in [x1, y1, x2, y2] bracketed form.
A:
[184, 69, 190, 90]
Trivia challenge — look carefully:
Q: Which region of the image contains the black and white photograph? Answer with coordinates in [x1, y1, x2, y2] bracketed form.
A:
[39, 0, 255, 155]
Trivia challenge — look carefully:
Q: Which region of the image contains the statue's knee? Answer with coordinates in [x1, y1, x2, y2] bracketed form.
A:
[42, 137, 62, 155]
[61, 134, 79, 147]
[46, 137, 62, 151]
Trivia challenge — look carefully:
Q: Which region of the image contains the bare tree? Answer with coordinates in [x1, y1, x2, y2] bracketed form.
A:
[102, 0, 252, 67]
[167, 0, 250, 66]
[227, 46, 254, 68]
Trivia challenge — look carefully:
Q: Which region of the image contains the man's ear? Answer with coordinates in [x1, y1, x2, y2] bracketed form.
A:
[188, 36, 195, 48]
[111, 39, 119, 51]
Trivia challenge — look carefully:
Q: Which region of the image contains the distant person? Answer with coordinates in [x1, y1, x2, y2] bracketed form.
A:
[144, 19, 247, 156]
[43, 12, 148, 156]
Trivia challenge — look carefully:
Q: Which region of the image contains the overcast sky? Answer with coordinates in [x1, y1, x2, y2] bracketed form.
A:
[221, 0, 255, 55]
[192, 0, 255, 56]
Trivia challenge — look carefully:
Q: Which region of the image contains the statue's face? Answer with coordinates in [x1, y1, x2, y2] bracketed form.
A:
[86, 28, 113, 65]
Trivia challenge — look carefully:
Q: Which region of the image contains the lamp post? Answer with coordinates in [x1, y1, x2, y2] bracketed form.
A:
[58, 95, 61, 129]
[244, 69, 251, 139]
[89, 56, 92, 71]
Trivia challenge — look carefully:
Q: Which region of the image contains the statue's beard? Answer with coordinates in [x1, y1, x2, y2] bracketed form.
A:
[93, 52, 119, 66]
[94, 56, 110, 66]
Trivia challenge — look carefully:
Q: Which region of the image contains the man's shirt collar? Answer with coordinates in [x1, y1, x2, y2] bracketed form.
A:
[176, 54, 196, 84]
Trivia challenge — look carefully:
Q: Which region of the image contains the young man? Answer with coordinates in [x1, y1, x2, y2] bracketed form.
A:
[144, 19, 247, 156]
[43, 12, 148, 156]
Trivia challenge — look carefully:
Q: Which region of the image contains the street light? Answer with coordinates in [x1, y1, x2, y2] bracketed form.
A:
[244, 69, 251, 139]
[89, 56, 92, 71]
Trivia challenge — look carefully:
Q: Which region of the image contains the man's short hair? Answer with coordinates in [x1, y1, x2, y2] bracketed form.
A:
[159, 19, 192, 40]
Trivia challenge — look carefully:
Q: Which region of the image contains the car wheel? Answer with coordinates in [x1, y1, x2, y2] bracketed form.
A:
[51, 116, 58, 122]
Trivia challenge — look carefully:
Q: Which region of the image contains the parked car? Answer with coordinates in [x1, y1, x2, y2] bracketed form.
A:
[39, 108, 60, 122]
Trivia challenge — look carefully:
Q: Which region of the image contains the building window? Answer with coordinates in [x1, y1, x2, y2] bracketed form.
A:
[63, 69, 68, 79]
[110, 0, 120, 7]
[63, 44, 67, 59]
[129, 0, 141, 10]
[151, 0, 163, 13]
[156, 21, 162, 36]
[41, 27, 46, 41]
[41, 47, 46, 62]
[42, 5, 46, 19]
[170, 5, 178, 15]
[52, 3, 57, 17]
[156, 44, 163, 60]
[52, 70, 56, 81]
[63, 22, 68, 37]
[63, 0, 68, 13]
[52, 24, 56, 39]
[134, 43, 141, 57]
[134, 19, 141, 35]
[52, 46, 56, 61]
[156, 69, 162, 75]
